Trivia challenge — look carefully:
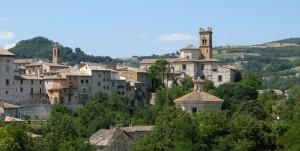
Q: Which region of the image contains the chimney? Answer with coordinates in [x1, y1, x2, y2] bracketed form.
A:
[194, 77, 205, 92]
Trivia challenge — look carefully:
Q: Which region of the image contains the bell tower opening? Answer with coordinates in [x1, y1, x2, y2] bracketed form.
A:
[52, 42, 63, 64]
[199, 27, 213, 59]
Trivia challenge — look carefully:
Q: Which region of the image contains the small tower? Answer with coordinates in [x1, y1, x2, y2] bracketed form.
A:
[52, 42, 62, 64]
[193, 78, 205, 92]
[199, 27, 213, 59]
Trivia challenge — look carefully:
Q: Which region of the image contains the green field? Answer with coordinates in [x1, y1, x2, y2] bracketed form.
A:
[213, 52, 260, 59]
[280, 56, 300, 61]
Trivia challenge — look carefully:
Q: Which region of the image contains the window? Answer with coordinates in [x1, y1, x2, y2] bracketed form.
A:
[30, 88, 33, 95]
[182, 64, 186, 70]
[218, 75, 223, 82]
[6, 79, 9, 85]
[6, 91, 8, 95]
[5, 65, 9, 72]
[81, 79, 84, 83]
[186, 56, 190, 59]
[40, 80, 42, 84]
[98, 82, 101, 86]
[192, 107, 197, 113]
[40, 88, 42, 94]
[20, 79, 23, 84]
[212, 69, 218, 72]
[107, 86, 109, 90]
[20, 87, 23, 92]
[31, 80, 33, 84]
[85, 79, 89, 83]
[200, 64, 204, 70]
[98, 74, 101, 77]
[6, 59, 10, 63]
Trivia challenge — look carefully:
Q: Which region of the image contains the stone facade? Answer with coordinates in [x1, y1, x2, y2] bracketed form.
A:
[0, 45, 152, 107]
[140, 28, 237, 87]
[174, 79, 223, 113]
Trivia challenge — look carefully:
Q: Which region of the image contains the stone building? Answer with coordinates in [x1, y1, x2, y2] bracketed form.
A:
[0, 48, 16, 103]
[0, 101, 20, 118]
[174, 79, 223, 113]
[140, 27, 237, 86]
[89, 126, 153, 151]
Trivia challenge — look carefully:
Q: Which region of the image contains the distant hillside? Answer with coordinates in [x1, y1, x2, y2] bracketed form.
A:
[9, 37, 120, 65]
[268, 37, 300, 45]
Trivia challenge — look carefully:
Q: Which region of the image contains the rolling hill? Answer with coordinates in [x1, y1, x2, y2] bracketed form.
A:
[8, 36, 119, 65]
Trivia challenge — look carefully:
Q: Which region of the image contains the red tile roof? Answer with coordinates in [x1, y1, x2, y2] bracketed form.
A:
[0, 48, 15, 56]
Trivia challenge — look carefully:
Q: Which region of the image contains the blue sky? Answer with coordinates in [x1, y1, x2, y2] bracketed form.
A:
[0, 0, 299, 58]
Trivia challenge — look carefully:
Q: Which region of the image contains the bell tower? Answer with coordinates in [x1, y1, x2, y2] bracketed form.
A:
[52, 42, 62, 64]
[199, 27, 213, 59]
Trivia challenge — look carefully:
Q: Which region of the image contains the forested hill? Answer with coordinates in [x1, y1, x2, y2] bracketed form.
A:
[9, 36, 120, 65]
[268, 37, 300, 45]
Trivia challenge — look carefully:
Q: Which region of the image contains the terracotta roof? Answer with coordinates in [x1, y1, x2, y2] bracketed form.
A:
[66, 72, 91, 77]
[121, 126, 154, 133]
[89, 128, 132, 147]
[26, 62, 68, 67]
[139, 58, 177, 64]
[0, 101, 20, 108]
[126, 67, 148, 73]
[194, 79, 205, 84]
[16, 75, 43, 80]
[5, 116, 23, 122]
[14, 59, 37, 64]
[174, 91, 223, 104]
[0, 48, 15, 56]
[140, 57, 219, 64]
[180, 44, 199, 50]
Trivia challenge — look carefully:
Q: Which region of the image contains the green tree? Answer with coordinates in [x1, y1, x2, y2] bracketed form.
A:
[180, 76, 194, 92]
[58, 138, 95, 151]
[148, 59, 171, 88]
[0, 127, 20, 151]
[154, 84, 186, 110]
[133, 107, 197, 151]
[241, 72, 262, 89]
[43, 105, 79, 151]
[211, 82, 258, 111]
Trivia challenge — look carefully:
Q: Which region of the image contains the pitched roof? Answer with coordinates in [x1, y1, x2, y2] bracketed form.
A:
[180, 44, 200, 50]
[89, 128, 132, 147]
[0, 101, 20, 108]
[5, 116, 23, 122]
[0, 48, 15, 56]
[174, 91, 223, 104]
[14, 59, 37, 64]
[121, 126, 154, 133]
[140, 57, 219, 64]
[26, 62, 68, 67]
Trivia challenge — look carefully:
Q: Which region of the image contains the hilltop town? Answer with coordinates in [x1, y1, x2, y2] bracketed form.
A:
[1, 28, 300, 151]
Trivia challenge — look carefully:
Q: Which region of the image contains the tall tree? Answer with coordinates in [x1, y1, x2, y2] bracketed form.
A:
[148, 59, 171, 88]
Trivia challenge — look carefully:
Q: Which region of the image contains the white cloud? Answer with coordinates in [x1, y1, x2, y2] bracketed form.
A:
[3, 42, 16, 49]
[0, 31, 15, 40]
[154, 33, 195, 42]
